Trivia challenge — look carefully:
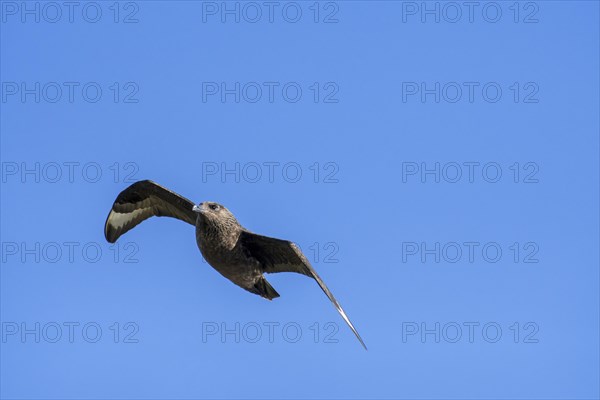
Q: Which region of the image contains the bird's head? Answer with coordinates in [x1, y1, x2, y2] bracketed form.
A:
[193, 202, 240, 229]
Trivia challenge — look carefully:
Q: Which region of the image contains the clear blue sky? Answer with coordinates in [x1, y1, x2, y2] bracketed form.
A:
[1, 1, 599, 399]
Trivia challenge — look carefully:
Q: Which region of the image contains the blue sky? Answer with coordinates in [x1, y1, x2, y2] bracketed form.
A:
[1, 1, 599, 399]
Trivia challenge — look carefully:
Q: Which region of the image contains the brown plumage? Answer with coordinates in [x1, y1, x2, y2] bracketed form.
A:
[104, 180, 366, 349]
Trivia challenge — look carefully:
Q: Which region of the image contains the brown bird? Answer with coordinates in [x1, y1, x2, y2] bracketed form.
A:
[104, 180, 366, 349]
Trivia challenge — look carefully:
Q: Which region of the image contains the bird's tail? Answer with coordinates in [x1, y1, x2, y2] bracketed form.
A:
[250, 277, 281, 300]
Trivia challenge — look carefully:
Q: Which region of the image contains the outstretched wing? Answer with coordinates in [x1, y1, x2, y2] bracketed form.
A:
[104, 180, 197, 243]
[240, 231, 367, 350]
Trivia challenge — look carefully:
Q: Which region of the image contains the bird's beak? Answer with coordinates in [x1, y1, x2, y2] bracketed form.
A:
[192, 204, 202, 213]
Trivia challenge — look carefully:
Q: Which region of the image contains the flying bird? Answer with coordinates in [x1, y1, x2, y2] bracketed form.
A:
[104, 180, 366, 349]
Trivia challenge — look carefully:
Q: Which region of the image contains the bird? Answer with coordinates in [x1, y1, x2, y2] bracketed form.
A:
[104, 180, 366, 349]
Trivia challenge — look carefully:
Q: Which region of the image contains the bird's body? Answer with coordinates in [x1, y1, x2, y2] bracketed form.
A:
[104, 180, 366, 348]
[195, 211, 248, 285]
[197, 229, 259, 289]
[195, 214, 267, 297]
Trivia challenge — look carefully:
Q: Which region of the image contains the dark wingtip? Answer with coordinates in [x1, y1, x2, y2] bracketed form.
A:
[105, 180, 151, 243]
[359, 337, 368, 351]
[104, 219, 117, 243]
[105, 234, 117, 244]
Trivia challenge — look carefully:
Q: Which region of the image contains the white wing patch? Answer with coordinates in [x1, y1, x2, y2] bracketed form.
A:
[108, 208, 148, 230]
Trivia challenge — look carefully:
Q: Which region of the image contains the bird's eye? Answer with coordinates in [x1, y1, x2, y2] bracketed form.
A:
[209, 204, 219, 211]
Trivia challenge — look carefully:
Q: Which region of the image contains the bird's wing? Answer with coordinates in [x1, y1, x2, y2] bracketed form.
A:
[104, 180, 197, 243]
[239, 231, 367, 349]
